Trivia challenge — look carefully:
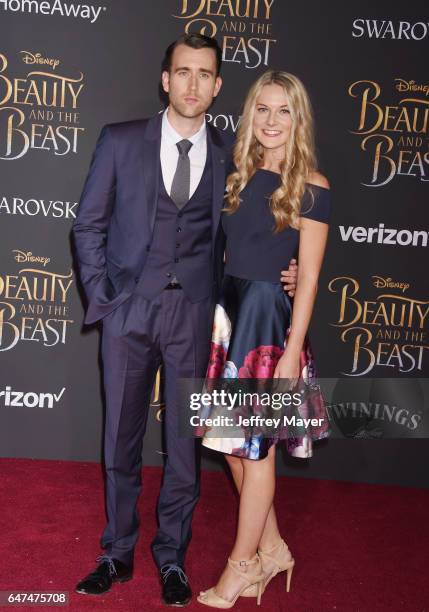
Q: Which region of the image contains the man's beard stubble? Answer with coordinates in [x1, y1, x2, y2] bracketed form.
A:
[169, 96, 209, 120]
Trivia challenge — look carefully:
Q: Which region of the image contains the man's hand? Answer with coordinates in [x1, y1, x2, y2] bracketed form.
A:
[280, 258, 298, 297]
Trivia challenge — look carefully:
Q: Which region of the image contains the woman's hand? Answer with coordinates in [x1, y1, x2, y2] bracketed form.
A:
[273, 352, 300, 389]
[280, 258, 298, 296]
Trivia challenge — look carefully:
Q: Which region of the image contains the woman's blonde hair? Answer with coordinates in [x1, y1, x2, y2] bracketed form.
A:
[225, 70, 317, 232]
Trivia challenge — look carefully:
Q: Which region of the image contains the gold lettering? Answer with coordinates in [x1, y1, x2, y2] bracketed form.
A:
[263, 0, 275, 19]
[361, 134, 396, 187]
[216, 0, 234, 16]
[412, 105, 429, 132]
[328, 277, 361, 326]
[235, 0, 251, 17]
[174, 0, 206, 18]
[341, 327, 375, 376]
[0, 107, 29, 160]
[416, 304, 429, 328]
[349, 80, 383, 134]
[173, 0, 274, 20]
[0, 302, 19, 351]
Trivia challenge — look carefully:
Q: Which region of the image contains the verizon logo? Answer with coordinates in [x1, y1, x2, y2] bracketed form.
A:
[0, 386, 66, 408]
[339, 224, 429, 247]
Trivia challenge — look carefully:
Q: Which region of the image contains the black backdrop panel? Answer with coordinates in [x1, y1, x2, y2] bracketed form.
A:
[0, 1, 428, 487]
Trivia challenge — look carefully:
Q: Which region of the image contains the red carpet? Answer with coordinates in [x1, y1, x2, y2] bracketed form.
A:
[0, 458, 428, 612]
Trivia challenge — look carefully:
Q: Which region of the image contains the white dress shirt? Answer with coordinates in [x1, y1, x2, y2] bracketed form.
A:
[160, 108, 207, 199]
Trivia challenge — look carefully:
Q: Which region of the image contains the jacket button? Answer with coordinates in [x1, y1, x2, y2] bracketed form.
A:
[178, 212, 183, 218]
[177, 227, 182, 232]
[134, 277, 139, 283]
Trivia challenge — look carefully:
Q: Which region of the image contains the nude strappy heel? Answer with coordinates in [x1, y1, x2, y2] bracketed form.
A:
[241, 538, 295, 597]
[197, 554, 264, 608]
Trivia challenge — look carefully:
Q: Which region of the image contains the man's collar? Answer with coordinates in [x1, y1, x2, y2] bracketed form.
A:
[162, 107, 206, 146]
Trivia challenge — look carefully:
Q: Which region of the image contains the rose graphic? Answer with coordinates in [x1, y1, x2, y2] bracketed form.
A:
[238, 345, 284, 378]
[206, 343, 227, 379]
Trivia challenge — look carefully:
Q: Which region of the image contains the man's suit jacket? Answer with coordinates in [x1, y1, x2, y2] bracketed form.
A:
[73, 112, 233, 325]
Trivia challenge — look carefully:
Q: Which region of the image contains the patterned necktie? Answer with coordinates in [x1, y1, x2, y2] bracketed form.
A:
[170, 139, 193, 209]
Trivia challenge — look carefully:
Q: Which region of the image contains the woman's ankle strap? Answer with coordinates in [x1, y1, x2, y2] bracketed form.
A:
[258, 538, 286, 555]
[228, 554, 259, 568]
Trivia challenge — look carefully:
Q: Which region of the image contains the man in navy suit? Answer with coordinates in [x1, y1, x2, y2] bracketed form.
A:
[73, 33, 296, 606]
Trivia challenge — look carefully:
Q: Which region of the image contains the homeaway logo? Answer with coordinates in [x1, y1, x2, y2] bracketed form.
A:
[0, 0, 106, 23]
[0, 385, 66, 408]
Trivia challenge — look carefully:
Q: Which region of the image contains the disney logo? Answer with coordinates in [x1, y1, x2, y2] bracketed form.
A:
[395, 78, 429, 97]
[372, 276, 410, 293]
[20, 51, 60, 70]
[13, 250, 51, 267]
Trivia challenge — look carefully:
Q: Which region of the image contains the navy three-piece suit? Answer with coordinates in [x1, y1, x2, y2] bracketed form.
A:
[73, 112, 232, 567]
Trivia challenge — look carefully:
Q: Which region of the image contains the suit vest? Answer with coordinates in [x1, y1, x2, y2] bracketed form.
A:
[135, 147, 214, 301]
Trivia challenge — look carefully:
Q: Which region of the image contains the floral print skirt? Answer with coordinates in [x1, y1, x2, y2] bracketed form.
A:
[201, 275, 330, 459]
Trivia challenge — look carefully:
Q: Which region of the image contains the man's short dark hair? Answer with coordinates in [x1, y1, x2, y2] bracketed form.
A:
[162, 33, 222, 76]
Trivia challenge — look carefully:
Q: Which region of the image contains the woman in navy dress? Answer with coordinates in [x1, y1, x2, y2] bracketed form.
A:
[197, 70, 331, 609]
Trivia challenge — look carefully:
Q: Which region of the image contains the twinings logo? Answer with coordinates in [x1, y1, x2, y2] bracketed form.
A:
[0, 52, 85, 160]
[372, 276, 410, 293]
[328, 401, 422, 434]
[395, 79, 429, 97]
[348, 79, 429, 186]
[328, 276, 429, 376]
[173, 0, 277, 69]
[13, 250, 51, 267]
[21, 51, 60, 70]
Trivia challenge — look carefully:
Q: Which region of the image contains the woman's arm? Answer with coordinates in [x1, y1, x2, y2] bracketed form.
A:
[274, 173, 330, 379]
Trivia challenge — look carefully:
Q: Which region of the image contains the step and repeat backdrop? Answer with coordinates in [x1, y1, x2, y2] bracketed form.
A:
[1, 1, 428, 486]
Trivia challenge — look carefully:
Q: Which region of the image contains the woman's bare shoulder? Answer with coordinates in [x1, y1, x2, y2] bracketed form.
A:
[307, 171, 330, 189]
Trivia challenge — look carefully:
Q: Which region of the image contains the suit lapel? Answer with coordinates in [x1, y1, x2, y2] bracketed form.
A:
[141, 112, 162, 236]
[207, 124, 226, 252]
[141, 116, 226, 250]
